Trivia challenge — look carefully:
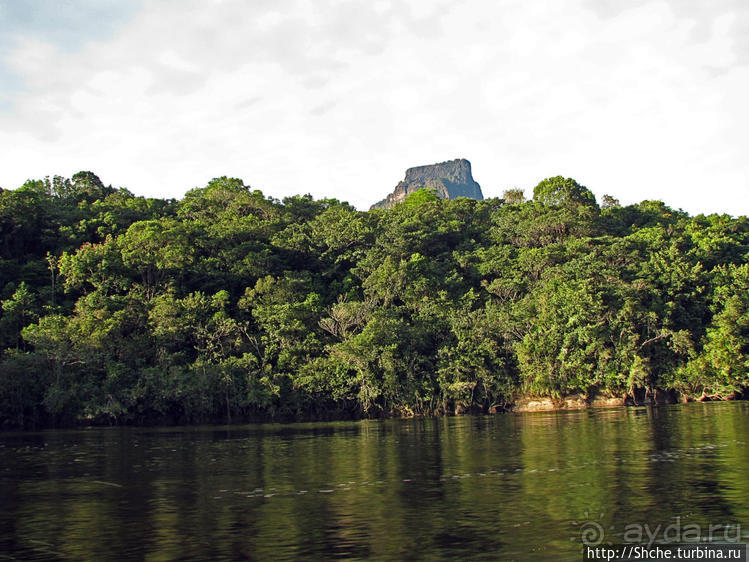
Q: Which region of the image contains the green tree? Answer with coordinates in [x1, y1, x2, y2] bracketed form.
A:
[533, 176, 598, 209]
[0, 282, 38, 349]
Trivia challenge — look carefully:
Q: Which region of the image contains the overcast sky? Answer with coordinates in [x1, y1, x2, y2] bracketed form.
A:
[1, 0, 748, 215]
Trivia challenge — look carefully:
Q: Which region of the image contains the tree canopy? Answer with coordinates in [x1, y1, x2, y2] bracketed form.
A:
[1, 172, 747, 428]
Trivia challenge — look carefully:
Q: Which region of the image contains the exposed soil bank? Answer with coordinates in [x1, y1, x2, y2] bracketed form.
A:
[510, 389, 747, 413]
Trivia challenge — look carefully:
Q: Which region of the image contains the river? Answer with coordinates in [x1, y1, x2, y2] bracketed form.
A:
[1, 402, 748, 560]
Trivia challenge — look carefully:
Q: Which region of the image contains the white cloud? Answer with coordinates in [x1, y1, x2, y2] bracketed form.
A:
[0, 0, 747, 215]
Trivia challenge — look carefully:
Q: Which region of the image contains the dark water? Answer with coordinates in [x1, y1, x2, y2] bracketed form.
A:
[1, 403, 748, 561]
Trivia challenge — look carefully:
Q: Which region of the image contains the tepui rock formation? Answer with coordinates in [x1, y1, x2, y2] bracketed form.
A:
[370, 158, 484, 210]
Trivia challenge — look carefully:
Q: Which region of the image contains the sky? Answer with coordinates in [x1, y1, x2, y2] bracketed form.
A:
[1, 0, 748, 215]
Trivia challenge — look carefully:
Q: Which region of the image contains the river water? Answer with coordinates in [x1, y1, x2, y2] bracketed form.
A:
[1, 402, 748, 560]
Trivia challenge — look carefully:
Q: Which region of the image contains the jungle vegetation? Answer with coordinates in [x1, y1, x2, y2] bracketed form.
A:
[0, 172, 747, 427]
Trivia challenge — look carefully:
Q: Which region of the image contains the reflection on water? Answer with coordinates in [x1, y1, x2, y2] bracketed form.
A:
[1, 403, 748, 560]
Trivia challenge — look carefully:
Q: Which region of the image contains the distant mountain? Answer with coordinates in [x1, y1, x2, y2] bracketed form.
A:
[370, 159, 484, 210]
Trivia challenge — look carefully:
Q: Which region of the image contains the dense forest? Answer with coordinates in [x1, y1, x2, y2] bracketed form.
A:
[0, 172, 747, 428]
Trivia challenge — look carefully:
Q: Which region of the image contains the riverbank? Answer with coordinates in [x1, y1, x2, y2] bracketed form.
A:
[510, 389, 748, 413]
[4, 388, 747, 430]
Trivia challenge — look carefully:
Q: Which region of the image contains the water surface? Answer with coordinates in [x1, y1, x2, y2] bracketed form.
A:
[1, 403, 748, 560]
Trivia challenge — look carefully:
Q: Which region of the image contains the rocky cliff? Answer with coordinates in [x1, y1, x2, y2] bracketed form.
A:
[370, 159, 484, 210]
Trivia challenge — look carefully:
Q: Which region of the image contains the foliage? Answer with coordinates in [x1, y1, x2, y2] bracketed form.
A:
[0, 171, 747, 427]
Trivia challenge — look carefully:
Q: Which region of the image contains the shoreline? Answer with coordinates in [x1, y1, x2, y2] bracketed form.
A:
[510, 389, 746, 413]
[3, 392, 746, 431]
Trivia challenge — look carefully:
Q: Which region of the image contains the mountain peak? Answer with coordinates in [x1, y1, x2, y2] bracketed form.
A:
[371, 159, 483, 210]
